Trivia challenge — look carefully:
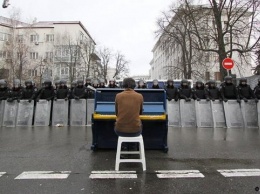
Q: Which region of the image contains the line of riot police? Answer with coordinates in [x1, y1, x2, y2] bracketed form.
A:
[163, 76, 259, 103]
[0, 78, 119, 103]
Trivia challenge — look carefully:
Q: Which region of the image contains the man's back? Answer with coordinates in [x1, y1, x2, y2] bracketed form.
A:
[115, 89, 143, 133]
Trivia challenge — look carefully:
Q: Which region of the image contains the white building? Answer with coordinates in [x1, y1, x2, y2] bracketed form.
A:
[150, 5, 253, 81]
[0, 16, 99, 86]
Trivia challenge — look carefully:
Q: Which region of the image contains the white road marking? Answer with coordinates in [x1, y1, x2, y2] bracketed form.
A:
[89, 171, 137, 179]
[224, 62, 233, 66]
[15, 171, 71, 180]
[218, 169, 260, 177]
[0, 172, 6, 177]
[156, 170, 205, 178]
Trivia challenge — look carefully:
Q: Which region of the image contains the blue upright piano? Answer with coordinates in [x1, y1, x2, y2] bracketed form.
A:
[91, 88, 168, 152]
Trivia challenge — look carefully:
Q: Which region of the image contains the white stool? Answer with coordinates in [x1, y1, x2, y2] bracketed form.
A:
[115, 135, 146, 171]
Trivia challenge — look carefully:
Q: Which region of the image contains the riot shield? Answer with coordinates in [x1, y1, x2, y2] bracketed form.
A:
[223, 100, 244, 128]
[167, 100, 181, 127]
[16, 100, 34, 126]
[211, 101, 226, 128]
[2, 101, 18, 127]
[87, 99, 95, 126]
[0, 100, 5, 126]
[52, 99, 68, 126]
[180, 99, 196, 127]
[195, 100, 213, 128]
[241, 100, 258, 128]
[34, 100, 51, 126]
[70, 99, 86, 126]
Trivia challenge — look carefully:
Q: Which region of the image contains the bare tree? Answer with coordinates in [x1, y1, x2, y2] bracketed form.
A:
[97, 47, 111, 82]
[113, 51, 129, 79]
[185, 0, 260, 79]
[157, 0, 260, 80]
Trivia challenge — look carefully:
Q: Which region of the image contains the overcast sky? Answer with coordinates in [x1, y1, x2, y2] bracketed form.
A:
[1, 0, 174, 76]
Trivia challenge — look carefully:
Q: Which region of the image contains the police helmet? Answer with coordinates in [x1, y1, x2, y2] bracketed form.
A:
[0, 79, 7, 87]
[239, 77, 247, 84]
[77, 80, 84, 85]
[224, 76, 232, 82]
[43, 80, 52, 86]
[25, 80, 33, 86]
[60, 80, 66, 85]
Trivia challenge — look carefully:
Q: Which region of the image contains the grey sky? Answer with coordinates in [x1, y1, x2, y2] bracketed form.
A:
[1, 0, 174, 76]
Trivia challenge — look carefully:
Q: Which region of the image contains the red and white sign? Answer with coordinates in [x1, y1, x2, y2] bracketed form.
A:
[222, 58, 234, 70]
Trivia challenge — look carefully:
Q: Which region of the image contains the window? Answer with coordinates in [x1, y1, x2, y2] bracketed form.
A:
[28, 69, 37, 76]
[61, 67, 69, 75]
[224, 37, 229, 43]
[17, 35, 23, 43]
[46, 34, 54, 42]
[205, 52, 210, 62]
[30, 34, 39, 42]
[45, 52, 53, 62]
[0, 33, 11, 41]
[0, 51, 8, 59]
[30, 52, 38, 59]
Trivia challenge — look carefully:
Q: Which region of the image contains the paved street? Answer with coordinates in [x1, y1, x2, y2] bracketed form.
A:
[0, 126, 260, 194]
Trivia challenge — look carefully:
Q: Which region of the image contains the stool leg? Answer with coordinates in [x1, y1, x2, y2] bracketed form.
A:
[115, 139, 122, 171]
[140, 140, 146, 171]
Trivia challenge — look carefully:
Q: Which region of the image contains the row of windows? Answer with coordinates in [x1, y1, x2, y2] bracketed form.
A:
[17, 34, 55, 43]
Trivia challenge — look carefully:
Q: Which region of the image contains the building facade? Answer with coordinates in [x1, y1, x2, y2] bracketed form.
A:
[0, 16, 99, 86]
[150, 5, 253, 81]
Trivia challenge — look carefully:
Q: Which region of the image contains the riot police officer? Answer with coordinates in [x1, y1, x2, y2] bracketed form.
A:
[254, 79, 260, 99]
[54, 80, 70, 101]
[192, 80, 209, 101]
[108, 79, 117, 88]
[54, 80, 60, 90]
[205, 80, 222, 101]
[99, 79, 106, 88]
[220, 76, 240, 102]
[92, 79, 100, 89]
[137, 79, 146, 89]
[178, 79, 192, 101]
[165, 79, 178, 101]
[36, 80, 55, 101]
[151, 79, 160, 89]
[69, 80, 77, 99]
[0, 79, 9, 101]
[237, 78, 257, 102]
[84, 77, 92, 87]
[21, 80, 38, 102]
[7, 79, 23, 102]
[72, 80, 88, 100]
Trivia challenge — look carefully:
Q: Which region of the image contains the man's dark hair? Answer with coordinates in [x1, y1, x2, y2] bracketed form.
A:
[122, 78, 136, 89]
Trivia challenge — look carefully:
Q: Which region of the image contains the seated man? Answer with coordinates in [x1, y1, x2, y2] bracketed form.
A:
[115, 77, 143, 137]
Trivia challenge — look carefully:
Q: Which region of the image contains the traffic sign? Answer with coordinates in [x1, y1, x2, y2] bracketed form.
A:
[222, 58, 234, 70]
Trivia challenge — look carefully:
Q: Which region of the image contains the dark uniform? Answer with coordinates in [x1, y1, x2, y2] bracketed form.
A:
[36, 80, 55, 101]
[7, 80, 23, 102]
[84, 78, 92, 87]
[165, 79, 178, 101]
[69, 80, 77, 99]
[220, 76, 240, 102]
[178, 79, 192, 101]
[54, 80, 70, 100]
[253, 79, 260, 99]
[72, 80, 88, 99]
[108, 79, 117, 88]
[151, 79, 160, 89]
[192, 81, 209, 101]
[99, 79, 106, 88]
[0, 80, 9, 101]
[205, 80, 222, 101]
[21, 80, 38, 102]
[92, 79, 100, 89]
[237, 78, 257, 102]
[137, 80, 146, 89]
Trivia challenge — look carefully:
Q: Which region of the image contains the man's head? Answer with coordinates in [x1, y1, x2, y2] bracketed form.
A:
[122, 78, 136, 89]
[239, 78, 247, 86]
[224, 76, 233, 84]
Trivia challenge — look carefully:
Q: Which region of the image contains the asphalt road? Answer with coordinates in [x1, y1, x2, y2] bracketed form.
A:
[0, 126, 260, 194]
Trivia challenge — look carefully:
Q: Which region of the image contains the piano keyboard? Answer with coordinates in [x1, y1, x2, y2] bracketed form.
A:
[93, 114, 166, 120]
